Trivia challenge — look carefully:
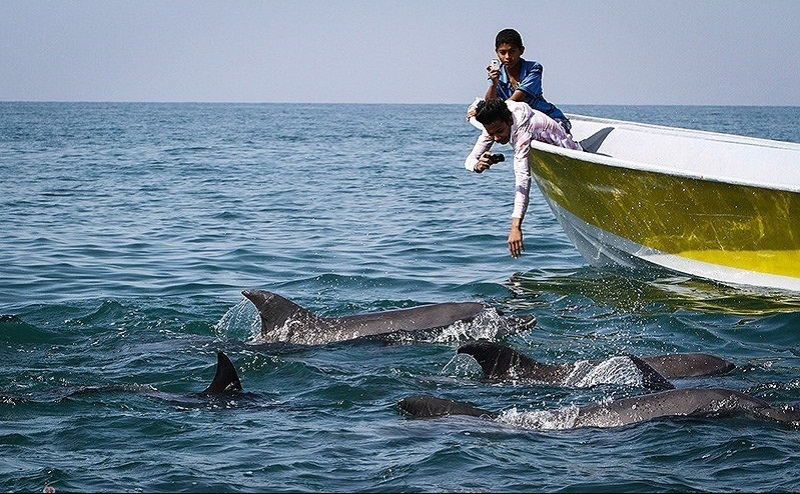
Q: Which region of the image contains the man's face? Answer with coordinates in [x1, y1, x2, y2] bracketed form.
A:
[484, 119, 512, 145]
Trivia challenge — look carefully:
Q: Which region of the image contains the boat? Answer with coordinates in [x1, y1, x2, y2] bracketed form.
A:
[526, 114, 800, 293]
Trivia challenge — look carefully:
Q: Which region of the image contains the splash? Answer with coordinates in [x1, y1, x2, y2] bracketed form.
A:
[249, 319, 363, 346]
[440, 353, 484, 378]
[214, 299, 260, 342]
[419, 308, 528, 344]
[563, 356, 644, 388]
[497, 405, 582, 430]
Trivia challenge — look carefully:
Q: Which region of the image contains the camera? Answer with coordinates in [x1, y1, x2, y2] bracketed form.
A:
[488, 153, 505, 165]
[489, 59, 501, 71]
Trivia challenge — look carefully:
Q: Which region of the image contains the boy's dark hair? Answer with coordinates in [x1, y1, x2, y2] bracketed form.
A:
[495, 28, 524, 49]
[475, 99, 512, 126]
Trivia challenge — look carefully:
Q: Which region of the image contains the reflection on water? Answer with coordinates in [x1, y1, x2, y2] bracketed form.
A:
[509, 266, 800, 316]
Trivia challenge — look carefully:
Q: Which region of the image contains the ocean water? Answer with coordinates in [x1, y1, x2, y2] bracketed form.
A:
[1, 102, 799, 493]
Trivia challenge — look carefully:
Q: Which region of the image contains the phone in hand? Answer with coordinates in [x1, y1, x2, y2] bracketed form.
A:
[489, 59, 501, 71]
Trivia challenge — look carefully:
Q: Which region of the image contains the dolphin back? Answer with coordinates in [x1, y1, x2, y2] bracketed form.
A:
[398, 395, 496, 419]
[640, 353, 735, 378]
[458, 340, 550, 380]
[576, 387, 800, 428]
[201, 352, 243, 395]
[340, 302, 489, 336]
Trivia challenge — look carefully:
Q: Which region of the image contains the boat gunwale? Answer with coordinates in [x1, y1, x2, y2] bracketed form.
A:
[529, 113, 800, 194]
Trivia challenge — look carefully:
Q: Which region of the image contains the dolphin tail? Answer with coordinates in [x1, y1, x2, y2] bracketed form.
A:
[201, 352, 243, 395]
[458, 340, 540, 379]
[397, 395, 497, 419]
[626, 354, 676, 392]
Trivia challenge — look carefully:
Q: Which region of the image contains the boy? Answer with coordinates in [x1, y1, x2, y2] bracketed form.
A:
[469, 28, 571, 134]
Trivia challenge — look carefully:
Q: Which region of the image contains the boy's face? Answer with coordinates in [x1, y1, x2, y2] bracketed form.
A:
[484, 118, 512, 145]
[495, 42, 524, 70]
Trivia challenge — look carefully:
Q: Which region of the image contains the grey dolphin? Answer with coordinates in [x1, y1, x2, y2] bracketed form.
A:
[397, 389, 800, 428]
[0, 351, 245, 405]
[458, 340, 735, 383]
[397, 356, 800, 429]
[241, 289, 536, 345]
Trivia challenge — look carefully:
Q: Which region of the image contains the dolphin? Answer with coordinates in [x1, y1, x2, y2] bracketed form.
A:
[397, 356, 800, 429]
[241, 289, 536, 345]
[0, 351, 245, 405]
[397, 389, 800, 429]
[457, 340, 735, 384]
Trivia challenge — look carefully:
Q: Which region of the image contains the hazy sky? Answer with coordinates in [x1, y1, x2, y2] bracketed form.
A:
[2, 0, 798, 105]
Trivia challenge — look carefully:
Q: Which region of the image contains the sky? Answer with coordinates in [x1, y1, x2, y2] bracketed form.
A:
[1, 0, 798, 105]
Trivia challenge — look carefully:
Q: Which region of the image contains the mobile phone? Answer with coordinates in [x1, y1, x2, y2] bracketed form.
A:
[489, 59, 501, 71]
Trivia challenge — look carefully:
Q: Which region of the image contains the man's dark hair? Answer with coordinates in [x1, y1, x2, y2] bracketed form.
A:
[495, 28, 524, 49]
[475, 99, 512, 126]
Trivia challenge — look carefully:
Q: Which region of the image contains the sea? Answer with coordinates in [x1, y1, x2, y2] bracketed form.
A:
[1, 102, 800, 493]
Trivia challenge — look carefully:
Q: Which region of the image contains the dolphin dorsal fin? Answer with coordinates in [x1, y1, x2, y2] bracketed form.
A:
[458, 340, 540, 379]
[202, 352, 243, 395]
[627, 354, 676, 392]
[241, 289, 319, 336]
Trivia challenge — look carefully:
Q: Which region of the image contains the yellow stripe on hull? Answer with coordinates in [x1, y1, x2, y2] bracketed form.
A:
[528, 150, 800, 280]
[682, 250, 800, 278]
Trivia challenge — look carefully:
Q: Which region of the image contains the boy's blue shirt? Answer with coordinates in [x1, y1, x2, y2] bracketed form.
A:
[492, 58, 566, 120]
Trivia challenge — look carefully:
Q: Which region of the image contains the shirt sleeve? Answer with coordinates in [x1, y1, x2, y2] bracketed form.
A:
[464, 130, 494, 171]
[516, 61, 544, 98]
[511, 126, 532, 219]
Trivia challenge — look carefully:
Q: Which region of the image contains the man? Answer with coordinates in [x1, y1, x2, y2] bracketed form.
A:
[464, 99, 582, 258]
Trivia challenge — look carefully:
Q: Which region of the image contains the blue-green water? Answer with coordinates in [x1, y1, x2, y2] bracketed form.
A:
[1, 102, 800, 493]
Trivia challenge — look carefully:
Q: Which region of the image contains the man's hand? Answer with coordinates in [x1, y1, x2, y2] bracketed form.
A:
[474, 152, 493, 173]
[508, 221, 524, 258]
[474, 151, 501, 173]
